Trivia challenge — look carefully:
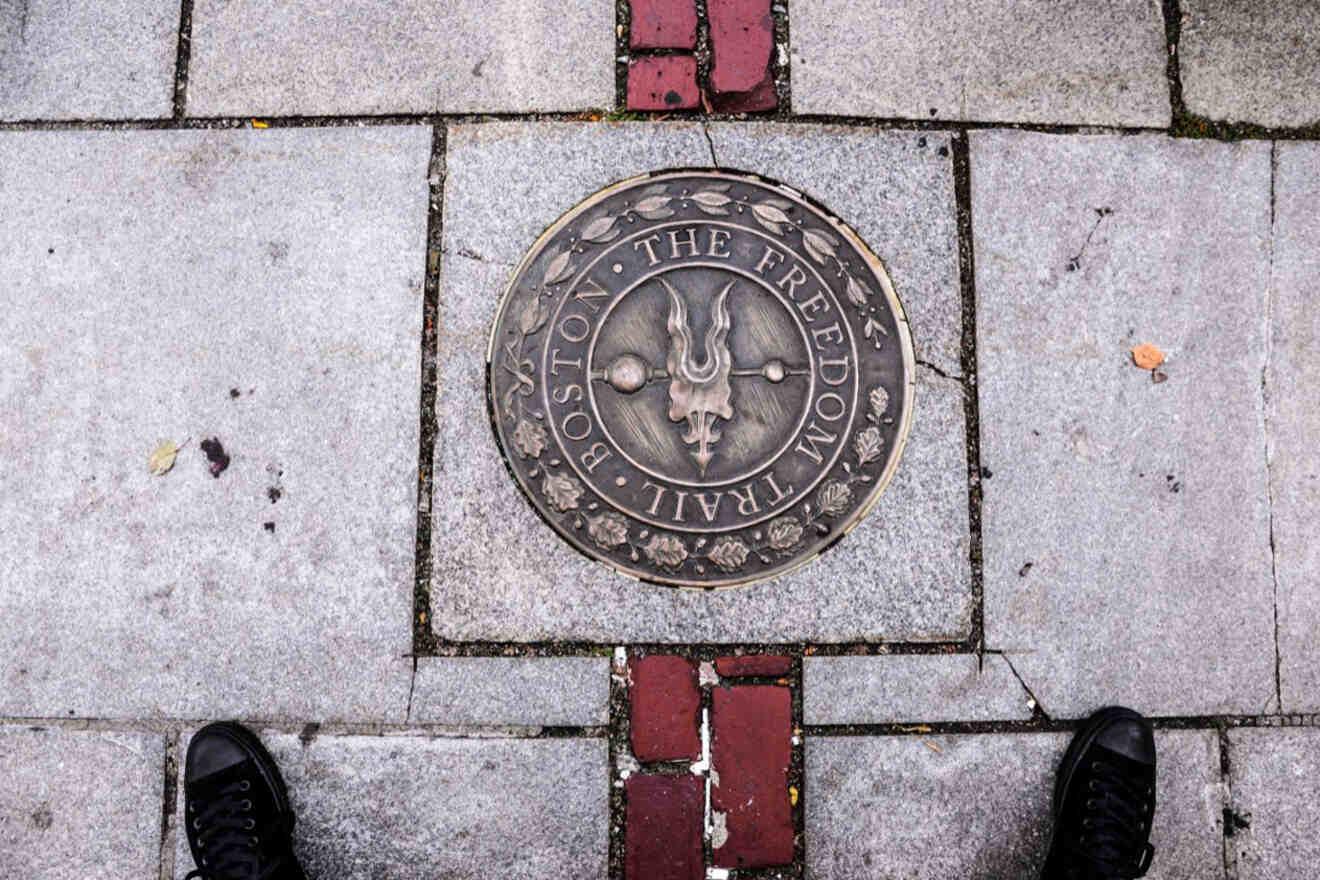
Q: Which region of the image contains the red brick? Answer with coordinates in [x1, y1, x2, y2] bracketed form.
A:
[630, 0, 697, 50]
[707, 0, 776, 108]
[710, 74, 777, 113]
[630, 655, 701, 760]
[711, 686, 793, 867]
[715, 655, 792, 677]
[626, 775, 704, 880]
[627, 56, 700, 112]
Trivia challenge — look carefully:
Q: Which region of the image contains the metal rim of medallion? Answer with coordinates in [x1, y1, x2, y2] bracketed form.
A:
[485, 168, 915, 589]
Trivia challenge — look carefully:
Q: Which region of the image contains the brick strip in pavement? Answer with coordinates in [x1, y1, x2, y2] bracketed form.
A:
[630, 655, 702, 761]
[627, 56, 701, 111]
[625, 775, 705, 880]
[629, 0, 698, 50]
[711, 684, 794, 867]
[714, 654, 792, 678]
[707, 0, 778, 112]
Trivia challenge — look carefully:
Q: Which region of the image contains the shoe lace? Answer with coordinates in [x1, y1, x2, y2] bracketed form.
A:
[183, 778, 294, 880]
[1062, 759, 1155, 879]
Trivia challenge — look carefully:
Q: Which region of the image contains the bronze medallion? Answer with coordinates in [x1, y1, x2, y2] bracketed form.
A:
[487, 169, 914, 588]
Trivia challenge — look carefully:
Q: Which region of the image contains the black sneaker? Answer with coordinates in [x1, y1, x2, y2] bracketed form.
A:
[1041, 706, 1157, 879]
[183, 721, 307, 880]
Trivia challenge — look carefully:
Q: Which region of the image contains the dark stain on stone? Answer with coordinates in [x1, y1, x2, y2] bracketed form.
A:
[263, 521, 275, 533]
[472, 56, 488, 77]
[980, 466, 993, 479]
[664, 90, 682, 106]
[32, 806, 53, 830]
[267, 487, 282, 504]
[230, 388, 241, 398]
[938, 146, 949, 157]
[1224, 808, 1251, 836]
[298, 722, 320, 747]
[200, 438, 230, 477]
[1018, 561, 1034, 577]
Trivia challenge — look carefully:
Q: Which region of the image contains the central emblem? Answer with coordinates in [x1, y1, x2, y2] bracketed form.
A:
[663, 279, 733, 476]
[487, 170, 914, 588]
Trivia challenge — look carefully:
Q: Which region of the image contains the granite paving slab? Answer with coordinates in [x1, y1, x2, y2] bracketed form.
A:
[806, 730, 1224, 879]
[187, 0, 613, 116]
[0, 126, 428, 721]
[409, 657, 610, 726]
[803, 654, 1033, 724]
[1225, 727, 1320, 879]
[1, 725, 165, 879]
[706, 123, 962, 376]
[1181, 1, 1320, 128]
[172, 730, 607, 880]
[973, 131, 1275, 718]
[429, 121, 971, 643]
[790, 0, 1170, 127]
[1267, 142, 1320, 714]
[0, 0, 178, 120]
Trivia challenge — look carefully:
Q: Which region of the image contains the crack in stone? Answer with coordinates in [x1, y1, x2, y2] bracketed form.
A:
[701, 122, 720, 168]
[915, 359, 965, 383]
[995, 652, 1051, 721]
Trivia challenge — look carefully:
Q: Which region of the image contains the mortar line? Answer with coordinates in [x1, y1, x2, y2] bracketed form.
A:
[803, 714, 1320, 738]
[170, 0, 195, 118]
[1161, 0, 1186, 124]
[614, 0, 630, 110]
[772, 0, 792, 114]
[1265, 139, 1283, 715]
[1219, 727, 1237, 880]
[790, 653, 807, 879]
[607, 647, 630, 880]
[692, 0, 713, 111]
[412, 124, 445, 657]
[3, 112, 1317, 139]
[951, 130, 986, 655]
[426, 640, 977, 658]
[157, 732, 179, 880]
[2, 716, 610, 737]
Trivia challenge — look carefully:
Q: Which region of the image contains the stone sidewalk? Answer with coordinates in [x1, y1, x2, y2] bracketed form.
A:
[5, 1, 1320, 879]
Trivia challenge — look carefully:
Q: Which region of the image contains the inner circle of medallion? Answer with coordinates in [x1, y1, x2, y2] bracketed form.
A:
[487, 168, 916, 589]
[584, 262, 819, 491]
[541, 223, 861, 533]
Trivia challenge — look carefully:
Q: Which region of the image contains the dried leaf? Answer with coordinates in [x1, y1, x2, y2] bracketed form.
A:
[789, 786, 799, 806]
[1131, 343, 1165, 370]
[924, 740, 943, 754]
[148, 439, 184, 476]
[250, 119, 269, 129]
